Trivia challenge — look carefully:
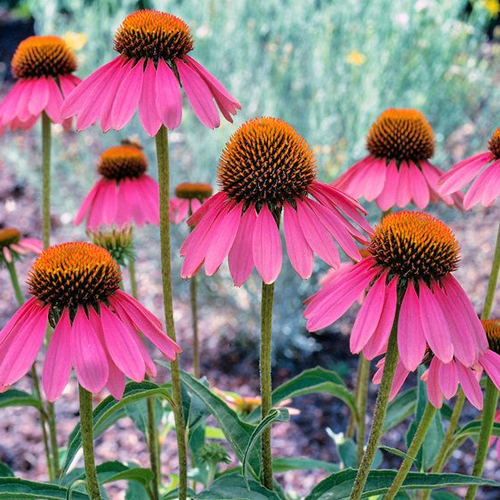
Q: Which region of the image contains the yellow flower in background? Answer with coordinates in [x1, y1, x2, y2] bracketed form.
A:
[480, 0, 500, 16]
[63, 32, 88, 51]
[345, 51, 366, 66]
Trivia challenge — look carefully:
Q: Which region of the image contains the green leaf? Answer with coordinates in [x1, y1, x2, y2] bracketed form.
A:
[272, 457, 339, 474]
[195, 473, 282, 500]
[431, 492, 461, 500]
[205, 426, 225, 440]
[0, 462, 14, 478]
[305, 469, 500, 500]
[454, 421, 500, 441]
[337, 439, 357, 469]
[0, 478, 89, 499]
[384, 389, 417, 432]
[380, 446, 415, 462]
[0, 389, 43, 411]
[242, 409, 289, 483]
[126, 398, 164, 435]
[96, 461, 153, 486]
[247, 367, 353, 423]
[61, 382, 171, 476]
[179, 370, 261, 476]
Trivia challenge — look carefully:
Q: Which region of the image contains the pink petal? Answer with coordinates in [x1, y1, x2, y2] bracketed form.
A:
[176, 59, 220, 129]
[27, 77, 49, 116]
[283, 203, 314, 279]
[438, 360, 459, 400]
[71, 307, 108, 394]
[139, 59, 162, 137]
[228, 206, 257, 286]
[418, 282, 454, 363]
[350, 272, 387, 353]
[155, 58, 182, 130]
[439, 152, 492, 195]
[426, 357, 444, 409]
[74, 182, 101, 226]
[377, 161, 399, 211]
[396, 162, 412, 207]
[186, 192, 226, 227]
[479, 349, 500, 392]
[43, 309, 72, 402]
[456, 362, 483, 410]
[409, 162, 430, 209]
[44, 77, 64, 123]
[398, 282, 427, 371]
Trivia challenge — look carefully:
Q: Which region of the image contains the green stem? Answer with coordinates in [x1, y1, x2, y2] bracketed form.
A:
[78, 385, 103, 500]
[260, 282, 275, 490]
[347, 358, 363, 439]
[356, 354, 370, 466]
[384, 403, 437, 500]
[349, 302, 401, 500]
[155, 125, 187, 500]
[42, 111, 51, 249]
[190, 275, 200, 379]
[129, 258, 138, 300]
[481, 215, 500, 320]
[464, 379, 499, 500]
[47, 403, 60, 477]
[5, 258, 54, 479]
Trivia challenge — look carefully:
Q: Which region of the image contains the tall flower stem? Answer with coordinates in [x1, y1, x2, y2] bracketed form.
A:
[155, 125, 187, 500]
[42, 111, 51, 249]
[190, 276, 200, 379]
[347, 359, 364, 439]
[384, 403, 437, 500]
[260, 281, 275, 490]
[78, 385, 103, 500]
[464, 378, 499, 500]
[5, 259, 54, 480]
[355, 354, 370, 466]
[128, 253, 160, 500]
[349, 303, 401, 500]
[463, 215, 500, 500]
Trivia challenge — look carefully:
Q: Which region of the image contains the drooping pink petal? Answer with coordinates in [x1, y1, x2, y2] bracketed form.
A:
[350, 272, 387, 353]
[362, 276, 398, 360]
[228, 206, 257, 286]
[74, 182, 101, 226]
[71, 307, 108, 394]
[376, 161, 399, 211]
[156, 58, 182, 129]
[176, 59, 219, 129]
[204, 203, 243, 276]
[418, 282, 454, 363]
[479, 349, 500, 392]
[44, 77, 64, 123]
[463, 161, 500, 210]
[186, 192, 226, 227]
[43, 309, 72, 402]
[333, 157, 369, 198]
[0, 81, 27, 126]
[409, 162, 430, 209]
[439, 152, 492, 195]
[396, 162, 412, 207]
[110, 59, 145, 130]
[438, 360, 459, 400]
[15, 81, 37, 123]
[0, 302, 49, 387]
[134, 175, 159, 225]
[421, 160, 464, 209]
[480, 161, 500, 207]
[398, 281, 427, 371]
[297, 200, 339, 269]
[86, 180, 118, 230]
[253, 204, 282, 284]
[456, 362, 483, 410]
[283, 203, 314, 279]
[28, 77, 50, 116]
[112, 290, 162, 329]
[426, 357, 444, 409]
[363, 159, 388, 202]
[139, 59, 162, 137]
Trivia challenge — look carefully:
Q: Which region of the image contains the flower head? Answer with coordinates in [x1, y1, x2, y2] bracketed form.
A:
[334, 109, 462, 210]
[0, 36, 81, 130]
[170, 182, 212, 224]
[305, 211, 487, 375]
[440, 127, 500, 209]
[87, 226, 135, 266]
[75, 142, 159, 229]
[180, 117, 371, 285]
[0, 242, 181, 401]
[61, 9, 241, 135]
[0, 228, 42, 266]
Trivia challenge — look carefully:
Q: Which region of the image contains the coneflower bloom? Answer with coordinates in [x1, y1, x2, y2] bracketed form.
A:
[440, 128, 500, 209]
[0, 242, 181, 401]
[180, 117, 371, 285]
[61, 10, 241, 135]
[334, 109, 462, 210]
[0, 228, 42, 265]
[0, 36, 81, 130]
[305, 211, 488, 368]
[374, 319, 500, 410]
[75, 142, 159, 229]
[170, 182, 212, 224]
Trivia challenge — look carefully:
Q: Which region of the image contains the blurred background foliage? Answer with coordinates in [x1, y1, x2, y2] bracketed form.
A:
[1, 0, 500, 359]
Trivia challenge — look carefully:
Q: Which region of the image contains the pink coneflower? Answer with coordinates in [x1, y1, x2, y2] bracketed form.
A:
[180, 117, 371, 285]
[305, 211, 488, 368]
[440, 128, 500, 209]
[0, 36, 81, 130]
[170, 182, 212, 224]
[0, 242, 181, 401]
[0, 228, 42, 265]
[75, 142, 159, 229]
[334, 109, 462, 210]
[61, 10, 241, 135]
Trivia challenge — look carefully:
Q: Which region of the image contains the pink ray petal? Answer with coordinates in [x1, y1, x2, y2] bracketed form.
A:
[409, 162, 430, 209]
[139, 59, 162, 137]
[376, 161, 399, 211]
[44, 77, 64, 123]
[74, 181, 101, 227]
[396, 162, 412, 207]
[456, 362, 483, 410]
[156, 58, 182, 130]
[253, 204, 282, 284]
[187, 192, 226, 227]
[283, 202, 314, 279]
[426, 357, 444, 409]
[43, 309, 72, 402]
[439, 152, 492, 195]
[71, 307, 108, 394]
[28, 77, 50, 116]
[478, 349, 500, 392]
[438, 360, 459, 400]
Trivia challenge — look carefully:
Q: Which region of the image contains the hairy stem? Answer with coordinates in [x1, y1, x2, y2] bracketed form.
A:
[190, 275, 200, 379]
[42, 111, 51, 249]
[356, 354, 370, 466]
[155, 126, 187, 500]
